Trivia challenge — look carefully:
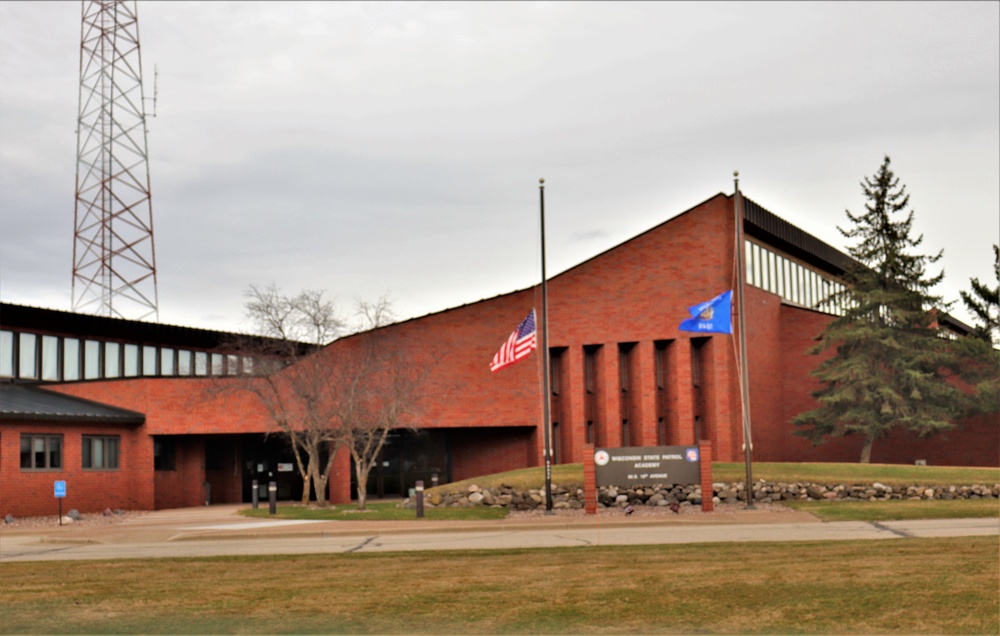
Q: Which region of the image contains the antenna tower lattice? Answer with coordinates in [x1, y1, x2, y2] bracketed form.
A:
[72, 0, 158, 320]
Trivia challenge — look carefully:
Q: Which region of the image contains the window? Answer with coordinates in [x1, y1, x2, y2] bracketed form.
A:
[619, 343, 635, 393]
[85, 340, 101, 379]
[64, 338, 81, 381]
[194, 351, 208, 376]
[211, 353, 224, 376]
[745, 238, 848, 316]
[83, 435, 120, 470]
[654, 340, 669, 390]
[0, 330, 13, 378]
[691, 338, 706, 388]
[154, 437, 176, 471]
[20, 434, 62, 470]
[124, 344, 140, 377]
[18, 332, 37, 379]
[160, 348, 175, 375]
[177, 350, 192, 376]
[551, 422, 560, 464]
[142, 345, 158, 376]
[105, 342, 121, 377]
[41, 335, 60, 381]
[549, 348, 565, 395]
[586, 420, 594, 445]
[584, 345, 599, 394]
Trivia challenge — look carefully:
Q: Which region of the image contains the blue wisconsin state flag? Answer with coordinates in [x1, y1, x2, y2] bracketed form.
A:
[679, 290, 733, 334]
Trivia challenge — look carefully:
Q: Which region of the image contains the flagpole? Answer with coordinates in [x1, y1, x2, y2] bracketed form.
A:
[733, 171, 755, 509]
[539, 178, 554, 515]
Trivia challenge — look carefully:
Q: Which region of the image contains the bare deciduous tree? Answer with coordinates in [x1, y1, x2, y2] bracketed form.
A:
[235, 284, 344, 506]
[229, 287, 424, 509]
[336, 298, 424, 510]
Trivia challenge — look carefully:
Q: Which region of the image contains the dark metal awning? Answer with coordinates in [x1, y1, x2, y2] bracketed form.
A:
[0, 383, 145, 425]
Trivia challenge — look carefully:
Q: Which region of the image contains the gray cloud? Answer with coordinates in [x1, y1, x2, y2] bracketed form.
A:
[1, 1, 997, 332]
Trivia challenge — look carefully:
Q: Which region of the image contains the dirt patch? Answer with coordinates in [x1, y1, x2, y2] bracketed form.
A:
[3, 510, 147, 529]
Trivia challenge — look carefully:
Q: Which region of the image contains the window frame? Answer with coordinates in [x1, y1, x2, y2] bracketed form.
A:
[82, 435, 121, 470]
[20, 433, 63, 470]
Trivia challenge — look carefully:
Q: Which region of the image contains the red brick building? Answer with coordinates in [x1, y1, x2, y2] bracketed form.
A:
[2, 192, 996, 518]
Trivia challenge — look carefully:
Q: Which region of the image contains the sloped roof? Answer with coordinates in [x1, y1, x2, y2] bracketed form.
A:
[0, 383, 145, 424]
[0, 302, 312, 355]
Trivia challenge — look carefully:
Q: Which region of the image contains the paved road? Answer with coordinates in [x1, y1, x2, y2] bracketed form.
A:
[1, 506, 995, 562]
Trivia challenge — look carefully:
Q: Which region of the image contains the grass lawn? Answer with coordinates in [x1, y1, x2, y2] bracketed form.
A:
[1, 537, 995, 634]
[712, 462, 1000, 487]
[435, 462, 999, 494]
[784, 497, 1000, 522]
[240, 501, 507, 521]
[240, 496, 999, 524]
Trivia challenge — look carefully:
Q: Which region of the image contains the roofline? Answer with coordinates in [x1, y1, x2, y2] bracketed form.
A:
[352, 193, 736, 333]
[741, 195, 858, 276]
[0, 302, 308, 353]
[0, 383, 146, 425]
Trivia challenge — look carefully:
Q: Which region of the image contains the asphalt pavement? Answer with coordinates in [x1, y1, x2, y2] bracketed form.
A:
[1, 504, 996, 562]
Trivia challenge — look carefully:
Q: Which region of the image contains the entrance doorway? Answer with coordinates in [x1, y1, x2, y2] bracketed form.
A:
[352, 430, 451, 499]
[239, 435, 307, 503]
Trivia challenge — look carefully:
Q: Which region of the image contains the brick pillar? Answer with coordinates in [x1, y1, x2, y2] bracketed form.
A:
[633, 340, 658, 446]
[328, 447, 352, 504]
[670, 340, 695, 445]
[598, 344, 621, 447]
[583, 443, 597, 515]
[699, 439, 714, 512]
[563, 346, 586, 463]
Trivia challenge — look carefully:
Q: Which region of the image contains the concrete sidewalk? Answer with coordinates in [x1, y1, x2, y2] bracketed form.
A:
[3, 504, 996, 564]
[1, 502, 818, 545]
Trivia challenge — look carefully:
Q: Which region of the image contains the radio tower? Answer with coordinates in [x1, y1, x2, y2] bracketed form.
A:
[72, 0, 158, 320]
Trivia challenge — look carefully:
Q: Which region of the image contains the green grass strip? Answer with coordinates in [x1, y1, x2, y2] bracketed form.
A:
[1, 537, 995, 634]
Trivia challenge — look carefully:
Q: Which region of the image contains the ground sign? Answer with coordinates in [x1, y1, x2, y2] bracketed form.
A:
[594, 446, 700, 487]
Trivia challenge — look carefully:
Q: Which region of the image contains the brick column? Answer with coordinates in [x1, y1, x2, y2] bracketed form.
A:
[598, 344, 621, 447]
[670, 340, 695, 445]
[583, 443, 597, 515]
[699, 439, 713, 512]
[633, 340, 658, 446]
[328, 447, 352, 504]
[563, 346, 586, 463]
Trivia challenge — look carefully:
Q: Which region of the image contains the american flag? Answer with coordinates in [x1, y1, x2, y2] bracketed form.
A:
[490, 309, 537, 372]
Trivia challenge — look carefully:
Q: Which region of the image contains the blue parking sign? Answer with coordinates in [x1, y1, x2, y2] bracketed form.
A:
[54, 480, 67, 498]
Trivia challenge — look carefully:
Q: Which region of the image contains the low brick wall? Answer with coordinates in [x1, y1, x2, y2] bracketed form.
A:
[409, 481, 1000, 510]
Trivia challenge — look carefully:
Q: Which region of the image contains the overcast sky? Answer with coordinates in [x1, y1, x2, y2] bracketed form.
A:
[1, 1, 997, 334]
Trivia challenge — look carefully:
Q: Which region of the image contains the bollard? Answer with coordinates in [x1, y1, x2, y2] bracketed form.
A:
[252, 479, 259, 509]
[415, 480, 425, 519]
[431, 473, 439, 489]
[268, 481, 277, 515]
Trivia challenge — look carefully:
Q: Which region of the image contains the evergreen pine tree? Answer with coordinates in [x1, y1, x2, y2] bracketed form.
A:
[793, 156, 966, 463]
[959, 244, 1000, 345]
[955, 244, 1000, 413]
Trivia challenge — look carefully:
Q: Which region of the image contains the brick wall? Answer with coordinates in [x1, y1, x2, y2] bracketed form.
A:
[0, 421, 152, 517]
[13, 189, 993, 521]
[450, 427, 534, 481]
